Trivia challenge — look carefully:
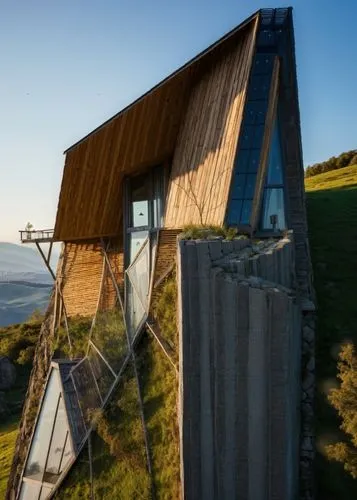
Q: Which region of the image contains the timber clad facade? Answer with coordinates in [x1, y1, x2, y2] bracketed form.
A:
[60, 243, 124, 317]
[9, 8, 315, 500]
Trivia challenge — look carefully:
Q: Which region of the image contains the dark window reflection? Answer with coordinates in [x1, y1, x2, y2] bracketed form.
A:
[260, 119, 286, 231]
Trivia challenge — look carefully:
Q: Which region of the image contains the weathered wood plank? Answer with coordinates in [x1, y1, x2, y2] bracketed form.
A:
[164, 21, 258, 229]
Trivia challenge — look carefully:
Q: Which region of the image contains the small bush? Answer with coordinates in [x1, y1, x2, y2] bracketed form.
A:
[180, 224, 242, 241]
[326, 343, 357, 478]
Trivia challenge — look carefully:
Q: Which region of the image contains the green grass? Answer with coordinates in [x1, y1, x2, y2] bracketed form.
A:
[0, 421, 18, 499]
[305, 164, 357, 499]
[57, 276, 180, 499]
[58, 334, 179, 499]
[58, 359, 151, 499]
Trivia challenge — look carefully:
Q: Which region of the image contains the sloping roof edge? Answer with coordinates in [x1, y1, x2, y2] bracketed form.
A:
[64, 9, 260, 154]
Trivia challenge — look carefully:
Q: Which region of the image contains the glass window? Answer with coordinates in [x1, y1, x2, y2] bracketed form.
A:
[226, 51, 280, 231]
[130, 231, 149, 263]
[266, 120, 284, 185]
[59, 433, 73, 474]
[227, 199, 242, 225]
[39, 485, 53, 500]
[231, 174, 246, 199]
[62, 378, 86, 448]
[19, 480, 42, 500]
[88, 344, 116, 398]
[241, 200, 252, 225]
[71, 360, 101, 424]
[260, 119, 286, 231]
[44, 396, 73, 483]
[132, 201, 149, 227]
[261, 188, 286, 231]
[126, 238, 150, 339]
[25, 370, 61, 481]
[244, 174, 256, 199]
[130, 174, 150, 227]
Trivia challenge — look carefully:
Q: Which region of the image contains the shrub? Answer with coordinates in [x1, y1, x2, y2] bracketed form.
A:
[326, 343, 357, 478]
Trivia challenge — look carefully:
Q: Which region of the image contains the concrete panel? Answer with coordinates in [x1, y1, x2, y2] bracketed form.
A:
[178, 238, 301, 500]
[248, 287, 268, 500]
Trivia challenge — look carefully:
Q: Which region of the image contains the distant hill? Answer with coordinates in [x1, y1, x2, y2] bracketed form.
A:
[305, 149, 357, 178]
[0, 243, 54, 326]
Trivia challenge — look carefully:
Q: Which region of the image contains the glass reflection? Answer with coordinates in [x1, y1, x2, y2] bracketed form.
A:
[71, 360, 101, 423]
[19, 481, 42, 500]
[126, 238, 150, 339]
[44, 397, 69, 483]
[25, 371, 61, 481]
[261, 188, 286, 230]
[266, 120, 284, 184]
[130, 231, 149, 263]
[21, 366, 76, 500]
[260, 118, 286, 231]
[88, 344, 116, 399]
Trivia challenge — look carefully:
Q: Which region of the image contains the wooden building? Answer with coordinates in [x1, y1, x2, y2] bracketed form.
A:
[9, 8, 315, 500]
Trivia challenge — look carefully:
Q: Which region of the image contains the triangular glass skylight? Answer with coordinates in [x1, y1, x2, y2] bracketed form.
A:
[19, 361, 85, 500]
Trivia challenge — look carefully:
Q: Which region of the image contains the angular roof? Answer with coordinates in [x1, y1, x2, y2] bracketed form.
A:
[53, 10, 260, 241]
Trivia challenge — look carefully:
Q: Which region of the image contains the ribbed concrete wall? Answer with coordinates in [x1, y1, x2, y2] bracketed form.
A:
[177, 237, 301, 500]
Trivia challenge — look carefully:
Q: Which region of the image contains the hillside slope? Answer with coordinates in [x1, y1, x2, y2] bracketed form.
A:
[305, 164, 357, 499]
[0, 423, 18, 499]
[0, 243, 53, 326]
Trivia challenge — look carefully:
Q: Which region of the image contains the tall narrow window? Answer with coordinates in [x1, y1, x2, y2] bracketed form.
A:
[226, 53, 277, 228]
[260, 118, 286, 231]
[126, 166, 166, 264]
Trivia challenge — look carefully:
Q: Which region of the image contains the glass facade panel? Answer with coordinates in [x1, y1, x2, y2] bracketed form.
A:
[19, 481, 42, 500]
[59, 432, 73, 473]
[261, 188, 286, 230]
[25, 371, 61, 481]
[260, 119, 286, 231]
[71, 359, 101, 424]
[132, 201, 149, 227]
[241, 200, 252, 225]
[126, 238, 150, 339]
[226, 51, 276, 227]
[130, 174, 150, 228]
[44, 396, 72, 483]
[88, 344, 116, 399]
[39, 485, 53, 500]
[61, 377, 86, 448]
[266, 120, 284, 185]
[91, 305, 127, 374]
[244, 174, 256, 199]
[227, 200, 242, 225]
[231, 174, 246, 199]
[130, 231, 149, 263]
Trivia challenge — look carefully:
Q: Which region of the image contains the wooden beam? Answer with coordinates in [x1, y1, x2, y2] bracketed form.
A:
[35, 242, 56, 280]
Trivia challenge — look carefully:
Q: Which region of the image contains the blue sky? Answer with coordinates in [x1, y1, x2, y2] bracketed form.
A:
[0, 0, 356, 243]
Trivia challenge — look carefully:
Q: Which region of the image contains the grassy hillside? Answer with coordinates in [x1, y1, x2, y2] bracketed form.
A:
[305, 164, 357, 499]
[0, 421, 18, 499]
[0, 319, 43, 499]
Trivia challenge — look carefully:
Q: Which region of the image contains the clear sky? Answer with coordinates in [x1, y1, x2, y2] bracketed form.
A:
[1, 0, 356, 243]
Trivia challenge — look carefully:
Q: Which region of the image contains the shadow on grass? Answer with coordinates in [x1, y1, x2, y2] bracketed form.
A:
[306, 185, 357, 498]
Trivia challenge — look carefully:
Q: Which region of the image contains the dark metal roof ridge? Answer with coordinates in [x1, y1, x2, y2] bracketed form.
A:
[64, 9, 261, 154]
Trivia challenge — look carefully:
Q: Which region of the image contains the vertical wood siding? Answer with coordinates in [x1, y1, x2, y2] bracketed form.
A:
[164, 20, 258, 228]
[61, 242, 124, 317]
[53, 18, 258, 242]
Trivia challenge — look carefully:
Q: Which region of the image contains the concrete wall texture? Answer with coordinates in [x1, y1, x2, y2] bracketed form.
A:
[177, 237, 301, 500]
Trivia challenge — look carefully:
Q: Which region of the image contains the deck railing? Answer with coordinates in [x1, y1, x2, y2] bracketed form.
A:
[19, 229, 54, 243]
